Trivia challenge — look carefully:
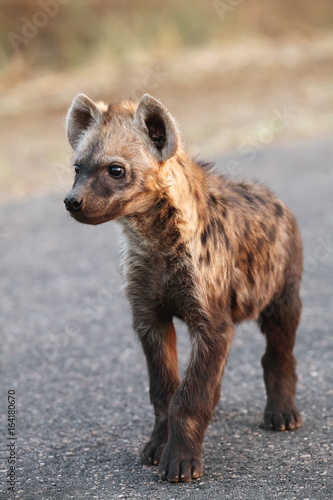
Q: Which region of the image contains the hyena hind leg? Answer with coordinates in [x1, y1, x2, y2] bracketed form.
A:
[258, 282, 303, 431]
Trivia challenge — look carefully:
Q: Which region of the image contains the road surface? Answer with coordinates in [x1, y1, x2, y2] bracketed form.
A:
[0, 137, 332, 499]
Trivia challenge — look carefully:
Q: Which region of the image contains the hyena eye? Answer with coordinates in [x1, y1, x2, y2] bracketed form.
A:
[108, 163, 125, 178]
[74, 165, 80, 175]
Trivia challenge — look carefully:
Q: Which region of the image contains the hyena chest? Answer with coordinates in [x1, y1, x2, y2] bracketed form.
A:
[125, 248, 196, 322]
[153, 257, 196, 320]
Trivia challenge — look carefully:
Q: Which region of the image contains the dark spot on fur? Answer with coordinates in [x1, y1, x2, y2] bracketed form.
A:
[235, 186, 257, 205]
[237, 181, 248, 190]
[254, 194, 266, 205]
[243, 219, 251, 240]
[219, 319, 230, 332]
[206, 249, 211, 265]
[230, 289, 237, 310]
[155, 197, 167, 210]
[169, 228, 180, 245]
[274, 202, 284, 217]
[175, 243, 186, 255]
[247, 269, 255, 286]
[209, 220, 219, 247]
[260, 221, 267, 233]
[197, 160, 215, 172]
[158, 202, 176, 225]
[268, 225, 277, 243]
[244, 301, 254, 316]
[215, 219, 229, 250]
[209, 193, 218, 205]
[244, 192, 257, 204]
[201, 227, 208, 246]
[256, 238, 263, 251]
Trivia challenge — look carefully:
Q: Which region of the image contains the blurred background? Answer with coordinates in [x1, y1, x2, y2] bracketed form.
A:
[0, 0, 333, 202]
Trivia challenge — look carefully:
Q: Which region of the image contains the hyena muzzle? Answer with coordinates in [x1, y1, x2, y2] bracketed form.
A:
[64, 93, 303, 483]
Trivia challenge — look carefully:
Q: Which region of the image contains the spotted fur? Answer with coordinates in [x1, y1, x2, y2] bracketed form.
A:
[64, 93, 303, 483]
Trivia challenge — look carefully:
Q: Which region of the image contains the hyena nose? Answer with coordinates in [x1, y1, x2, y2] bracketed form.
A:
[64, 195, 83, 212]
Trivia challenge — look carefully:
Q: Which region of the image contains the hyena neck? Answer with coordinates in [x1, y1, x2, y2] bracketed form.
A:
[123, 154, 210, 252]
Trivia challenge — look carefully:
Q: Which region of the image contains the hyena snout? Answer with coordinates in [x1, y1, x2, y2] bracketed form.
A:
[64, 193, 83, 213]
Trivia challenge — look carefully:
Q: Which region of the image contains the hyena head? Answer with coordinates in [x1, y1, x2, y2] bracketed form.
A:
[64, 93, 179, 225]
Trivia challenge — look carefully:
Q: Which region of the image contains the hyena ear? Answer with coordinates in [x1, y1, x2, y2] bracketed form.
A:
[134, 94, 179, 161]
[66, 94, 104, 150]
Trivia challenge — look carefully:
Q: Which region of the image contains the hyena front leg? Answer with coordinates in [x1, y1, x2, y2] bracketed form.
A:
[137, 319, 180, 466]
[159, 317, 234, 482]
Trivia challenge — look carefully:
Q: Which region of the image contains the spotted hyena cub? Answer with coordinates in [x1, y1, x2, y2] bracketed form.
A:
[64, 93, 303, 482]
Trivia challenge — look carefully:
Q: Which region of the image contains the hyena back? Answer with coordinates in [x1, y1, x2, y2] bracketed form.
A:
[64, 93, 303, 483]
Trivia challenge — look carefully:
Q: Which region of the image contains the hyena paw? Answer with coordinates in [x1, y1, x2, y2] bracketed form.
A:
[141, 440, 166, 466]
[158, 445, 202, 482]
[264, 406, 303, 431]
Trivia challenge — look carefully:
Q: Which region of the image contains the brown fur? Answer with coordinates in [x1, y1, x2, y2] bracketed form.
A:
[64, 93, 303, 483]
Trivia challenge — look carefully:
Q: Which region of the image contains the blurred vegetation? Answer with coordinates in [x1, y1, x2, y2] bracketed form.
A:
[1, 0, 333, 76]
[1, 0, 332, 201]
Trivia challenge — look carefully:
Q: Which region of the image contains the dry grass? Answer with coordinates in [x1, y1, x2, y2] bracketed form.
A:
[1, 0, 333, 80]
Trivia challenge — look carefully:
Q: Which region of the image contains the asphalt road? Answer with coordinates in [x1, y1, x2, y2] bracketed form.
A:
[0, 137, 332, 499]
